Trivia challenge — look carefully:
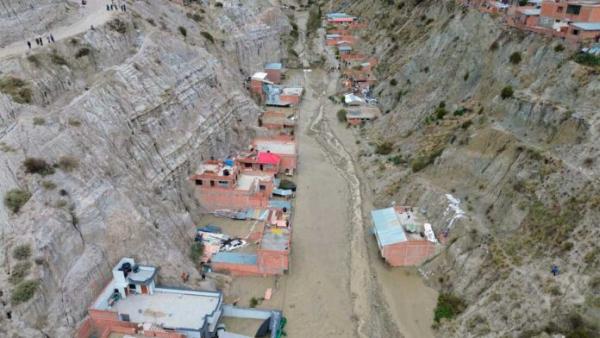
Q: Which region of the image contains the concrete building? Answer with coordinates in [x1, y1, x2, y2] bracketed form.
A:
[236, 151, 281, 173]
[249, 72, 271, 99]
[252, 136, 297, 175]
[346, 106, 380, 126]
[190, 160, 275, 212]
[371, 207, 438, 266]
[258, 110, 296, 131]
[76, 258, 284, 338]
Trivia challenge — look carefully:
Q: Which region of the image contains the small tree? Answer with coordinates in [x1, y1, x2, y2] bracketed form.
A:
[13, 244, 32, 260]
[389, 78, 398, 86]
[23, 157, 54, 176]
[501, 86, 514, 99]
[509, 52, 522, 65]
[375, 142, 394, 155]
[178, 26, 187, 37]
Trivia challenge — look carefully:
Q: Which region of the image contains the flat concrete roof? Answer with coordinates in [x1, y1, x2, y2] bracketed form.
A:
[111, 288, 221, 331]
[254, 140, 296, 155]
[237, 173, 272, 191]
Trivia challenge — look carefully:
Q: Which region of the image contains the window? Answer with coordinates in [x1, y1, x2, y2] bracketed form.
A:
[566, 5, 581, 15]
[195, 179, 203, 186]
[245, 163, 252, 168]
[259, 185, 266, 191]
[572, 29, 580, 35]
[557, 6, 563, 13]
[210, 180, 215, 187]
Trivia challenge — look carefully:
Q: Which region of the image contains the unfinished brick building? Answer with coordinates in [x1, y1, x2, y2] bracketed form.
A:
[190, 160, 275, 212]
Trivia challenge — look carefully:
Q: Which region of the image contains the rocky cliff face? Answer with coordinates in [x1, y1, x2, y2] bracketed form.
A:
[329, 0, 599, 336]
[0, 1, 288, 336]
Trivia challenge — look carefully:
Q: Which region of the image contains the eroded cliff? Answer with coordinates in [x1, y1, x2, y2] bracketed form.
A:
[328, 0, 599, 336]
[0, 1, 289, 336]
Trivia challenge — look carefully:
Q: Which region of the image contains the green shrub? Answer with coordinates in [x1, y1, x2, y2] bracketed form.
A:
[509, 52, 522, 64]
[33, 117, 45, 125]
[27, 55, 41, 67]
[554, 44, 565, 52]
[50, 52, 68, 66]
[75, 47, 91, 58]
[190, 242, 204, 264]
[68, 118, 82, 127]
[489, 41, 499, 51]
[463, 71, 469, 81]
[200, 31, 214, 43]
[108, 18, 128, 34]
[375, 142, 394, 155]
[411, 148, 444, 172]
[58, 156, 79, 172]
[249, 296, 260, 308]
[337, 109, 347, 122]
[215, 2, 223, 7]
[23, 157, 55, 176]
[8, 262, 32, 285]
[187, 12, 203, 22]
[389, 78, 398, 86]
[434, 293, 466, 322]
[4, 189, 32, 213]
[435, 106, 448, 120]
[0, 77, 33, 104]
[573, 52, 600, 67]
[13, 244, 32, 260]
[11, 280, 39, 305]
[306, 5, 322, 36]
[501, 86, 514, 99]
[178, 26, 187, 37]
[41, 180, 57, 190]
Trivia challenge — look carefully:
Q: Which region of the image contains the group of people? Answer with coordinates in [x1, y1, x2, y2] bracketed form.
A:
[27, 34, 56, 49]
[107, 3, 127, 12]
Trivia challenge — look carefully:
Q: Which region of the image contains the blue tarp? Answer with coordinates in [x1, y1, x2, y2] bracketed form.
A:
[244, 208, 269, 220]
[212, 252, 257, 265]
[371, 207, 407, 247]
[269, 200, 292, 211]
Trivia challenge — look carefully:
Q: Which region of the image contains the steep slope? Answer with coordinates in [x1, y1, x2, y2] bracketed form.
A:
[327, 0, 599, 336]
[0, 1, 289, 337]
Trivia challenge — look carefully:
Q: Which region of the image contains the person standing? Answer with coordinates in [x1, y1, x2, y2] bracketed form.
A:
[106, 4, 110, 11]
[39, 37, 43, 46]
[50, 34, 55, 43]
[27, 41, 31, 49]
[47, 36, 51, 44]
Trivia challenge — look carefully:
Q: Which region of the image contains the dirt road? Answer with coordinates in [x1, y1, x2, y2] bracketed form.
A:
[0, 0, 118, 58]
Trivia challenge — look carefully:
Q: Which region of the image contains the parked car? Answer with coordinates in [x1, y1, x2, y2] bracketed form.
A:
[279, 179, 297, 192]
[220, 238, 246, 252]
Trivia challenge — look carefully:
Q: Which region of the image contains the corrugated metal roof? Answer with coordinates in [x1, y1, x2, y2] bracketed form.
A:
[269, 200, 291, 210]
[338, 45, 353, 51]
[212, 252, 257, 265]
[572, 22, 600, 30]
[520, 8, 541, 15]
[371, 207, 407, 247]
[265, 63, 282, 70]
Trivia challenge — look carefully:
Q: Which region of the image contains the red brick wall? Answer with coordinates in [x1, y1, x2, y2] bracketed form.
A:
[383, 240, 436, 267]
[212, 262, 261, 276]
[265, 70, 281, 84]
[195, 187, 271, 211]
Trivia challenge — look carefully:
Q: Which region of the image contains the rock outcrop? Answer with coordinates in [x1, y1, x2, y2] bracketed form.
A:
[0, 1, 289, 336]
[328, 0, 599, 336]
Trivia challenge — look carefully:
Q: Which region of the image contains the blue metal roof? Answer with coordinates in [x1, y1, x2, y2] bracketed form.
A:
[338, 45, 352, 51]
[265, 63, 282, 70]
[269, 200, 291, 210]
[572, 22, 600, 31]
[326, 12, 352, 19]
[212, 252, 257, 265]
[371, 207, 407, 247]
